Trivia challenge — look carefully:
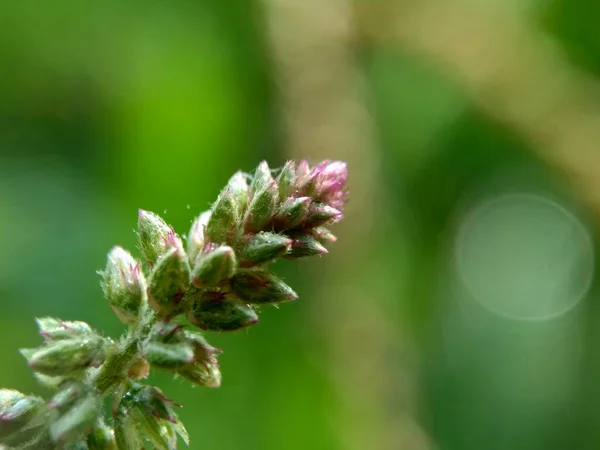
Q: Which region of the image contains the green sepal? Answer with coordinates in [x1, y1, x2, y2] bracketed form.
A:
[186, 293, 259, 332]
[238, 232, 292, 267]
[227, 171, 250, 219]
[287, 235, 328, 258]
[274, 196, 311, 230]
[87, 419, 117, 450]
[147, 247, 191, 318]
[47, 380, 88, 415]
[0, 389, 46, 438]
[231, 271, 298, 304]
[49, 393, 101, 443]
[100, 247, 146, 325]
[276, 160, 297, 201]
[244, 184, 278, 233]
[311, 226, 337, 244]
[305, 203, 342, 227]
[24, 337, 106, 377]
[177, 362, 222, 388]
[206, 188, 238, 244]
[191, 246, 237, 288]
[142, 342, 194, 370]
[36, 318, 93, 342]
[138, 210, 182, 268]
[187, 210, 211, 265]
[250, 161, 275, 195]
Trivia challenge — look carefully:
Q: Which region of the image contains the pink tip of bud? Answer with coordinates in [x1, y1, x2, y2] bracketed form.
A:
[294, 160, 348, 211]
[162, 229, 178, 248]
[318, 161, 348, 208]
[130, 263, 141, 279]
[151, 411, 178, 423]
[308, 160, 328, 178]
[297, 160, 310, 178]
[323, 161, 348, 179]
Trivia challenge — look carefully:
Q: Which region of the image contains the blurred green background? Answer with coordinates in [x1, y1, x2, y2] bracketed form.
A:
[2, 1, 600, 449]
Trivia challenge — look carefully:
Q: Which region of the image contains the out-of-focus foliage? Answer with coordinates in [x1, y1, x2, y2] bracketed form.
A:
[2, 0, 600, 449]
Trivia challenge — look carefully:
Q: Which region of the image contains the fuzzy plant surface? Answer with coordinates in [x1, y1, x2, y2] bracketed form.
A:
[0, 160, 348, 450]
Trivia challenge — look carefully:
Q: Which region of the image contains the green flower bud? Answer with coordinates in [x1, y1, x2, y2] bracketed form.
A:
[0, 389, 45, 437]
[250, 161, 275, 195]
[148, 322, 221, 366]
[136, 412, 176, 449]
[114, 408, 142, 450]
[206, 187, 238, 244]
[33, 373, 65, 389]
[167, 420, 190, 448]
[311, 226, 337, 244]
[148, 321, 184, 343]
[24, 337, 106, 377]
[305, 203, 343, 227]
[36, 318, 92, 342]
[186, 293, 259, 332]
[48, 380, 88, 414]
[238, 232, 292, 267]
[274, 196, 311, 230]
[287, 235, 329, 258]
[116, 385, 188, 449]
[49, 393, 101, 443]
[164, 419, 190, 448]
[187, 210, 211, 265]
[243, 161, 279, 232]
[181, 330, 222, 366]
[138, 210, 182, 267]
[100, 246, 146, 324]
[227, 171, 250, 218]
[147, 247, 191, 318]
[231, 271, 298, 304]
[178, 362, 222, 388]
[142, 342, 194, 370]
[276, 160, 297, 201]
[132, 386, 180, 424]
[245, 183, 279, 233]
[87, 421, 117, 450]
[0, 419, 50, 448]
[191, 246, 237, 288]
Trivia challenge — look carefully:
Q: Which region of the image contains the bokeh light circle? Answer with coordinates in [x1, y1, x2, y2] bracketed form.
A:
[454, 193, 594, 321]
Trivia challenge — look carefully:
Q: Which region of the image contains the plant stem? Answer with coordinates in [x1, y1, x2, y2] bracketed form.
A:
[93, 338, 138, 394]
[92, 306, 158, 395]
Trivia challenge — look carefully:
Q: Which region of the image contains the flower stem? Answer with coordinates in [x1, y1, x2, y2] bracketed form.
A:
[92, 307, 158, 395]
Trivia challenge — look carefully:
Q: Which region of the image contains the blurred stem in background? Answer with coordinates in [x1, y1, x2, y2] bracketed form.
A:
[263, 0, 431, 449]
[357, 0, 600, 221]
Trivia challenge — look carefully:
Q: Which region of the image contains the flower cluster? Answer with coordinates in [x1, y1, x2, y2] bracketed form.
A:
[0, 160, 348, 450]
